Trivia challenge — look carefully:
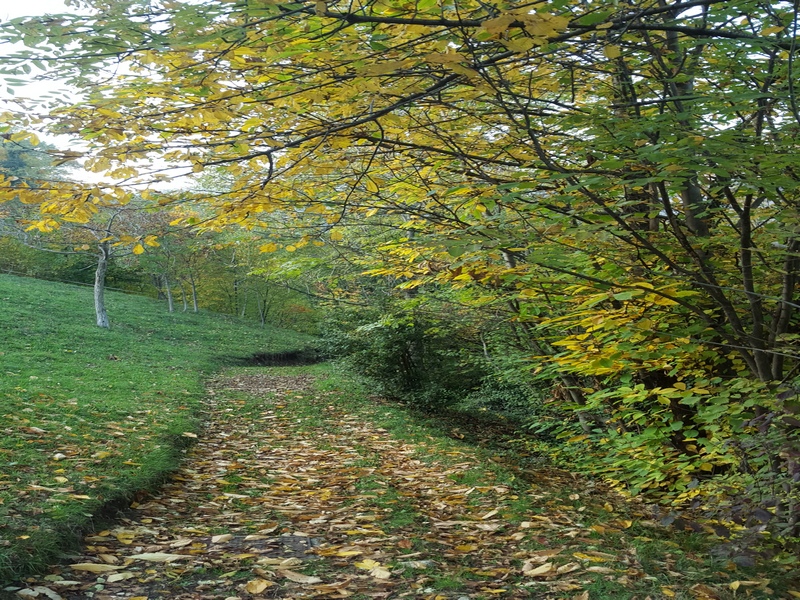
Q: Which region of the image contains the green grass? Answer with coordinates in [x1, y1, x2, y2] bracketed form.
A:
[0, 274, 314, 583]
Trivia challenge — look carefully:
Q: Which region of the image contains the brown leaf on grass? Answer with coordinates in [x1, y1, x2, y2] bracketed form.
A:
[523, 562, 555, 577]
[281, 569, 323, 584]
[244, 578, 275, 594]
[556, 562, 582, 574]
[586, 566, 616, 574]
[689, 583, 721, 599]
[370, 566, 392, 580]
[522, 548, 563, 568]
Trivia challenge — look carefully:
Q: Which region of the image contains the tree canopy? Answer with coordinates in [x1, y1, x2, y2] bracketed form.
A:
[1, 0, 799, 538]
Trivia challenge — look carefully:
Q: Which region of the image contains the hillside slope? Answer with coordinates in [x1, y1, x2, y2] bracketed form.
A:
[0, 274, 315, 583]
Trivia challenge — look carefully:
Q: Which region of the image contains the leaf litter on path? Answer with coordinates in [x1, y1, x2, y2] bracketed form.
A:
[7, 373, 764, 599]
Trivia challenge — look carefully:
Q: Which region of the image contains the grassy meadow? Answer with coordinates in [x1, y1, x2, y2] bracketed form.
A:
[0, 274, 314, 583]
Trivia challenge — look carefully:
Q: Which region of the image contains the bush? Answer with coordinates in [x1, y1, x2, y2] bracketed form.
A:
[322, 305, 486, 410]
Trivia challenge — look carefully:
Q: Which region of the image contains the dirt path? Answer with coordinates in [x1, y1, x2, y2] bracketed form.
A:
[9, 373, 727, 600]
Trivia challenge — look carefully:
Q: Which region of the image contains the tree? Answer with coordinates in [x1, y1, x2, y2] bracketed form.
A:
[2, 0, 799, 533]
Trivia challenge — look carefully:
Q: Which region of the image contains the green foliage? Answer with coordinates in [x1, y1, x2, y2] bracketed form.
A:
[0, 236, 96, 283]
[322, 303, 485, 410]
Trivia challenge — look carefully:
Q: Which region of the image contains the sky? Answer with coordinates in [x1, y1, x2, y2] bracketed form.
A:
[1, 0, 75, 21]
[0, 0, 189, 187]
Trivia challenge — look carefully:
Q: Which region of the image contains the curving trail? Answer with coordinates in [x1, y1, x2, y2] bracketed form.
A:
[11, 372, 719, 600]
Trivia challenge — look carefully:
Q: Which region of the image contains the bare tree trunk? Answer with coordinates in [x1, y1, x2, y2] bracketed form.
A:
[179, 280, 188, 312]
[164, 274, 174, 313]
[189, 273, 199, 312]
[95, 241, 111, 329]
[240, 287, 248, 318]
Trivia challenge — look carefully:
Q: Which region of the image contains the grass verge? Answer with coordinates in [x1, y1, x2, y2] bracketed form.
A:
[0, 274, 314, 583]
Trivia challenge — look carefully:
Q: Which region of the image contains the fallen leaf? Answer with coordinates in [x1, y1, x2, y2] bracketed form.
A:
[212, 534, 234, 544]
[281, 570, 323, 584]
[115, 532, 136, 545]
[556, 562, 582, 574]
[689, 583, 721, 599]
[17, 587, 63, 600]
[354, 559, 381, 570]
[370, 566, 391, 580]
[70, 563, 122, 573]
[523, 562, 555, 577]
[311, 579, 353, 591]
[128, 552, 188, 562]
[107, 572, 136, 583]
[586, 566, 615, 574]
[97, 554, 119, 564]
[244, 578, 275, 594]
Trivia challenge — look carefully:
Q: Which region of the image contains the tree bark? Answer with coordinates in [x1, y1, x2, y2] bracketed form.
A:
[164, 274, 174, 313]
[94, 241, 110, 329]
[190, 274, 199, 313]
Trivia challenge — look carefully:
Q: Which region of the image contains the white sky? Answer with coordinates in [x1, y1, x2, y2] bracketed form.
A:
[0, 0, 190, 187]
[1, 0, 76, 21]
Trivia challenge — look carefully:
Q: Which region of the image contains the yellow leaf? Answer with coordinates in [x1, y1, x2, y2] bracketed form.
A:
[354, 559, 381, 570]
[329, 229, 344, 242]
[604, 45, 621, 59]
[482, 14, 516, 35]
[132, 243, 145, 255]
[365, 178, 379, 193]
[115, 532, 136, 544]
[285, 245, 297, 252]
[661, 587, 676, 597]
[144, 235, 160, 247]
[245, 578, 275, 594]
[259, 242, 278, 253]
[503, 37, 536, 53]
